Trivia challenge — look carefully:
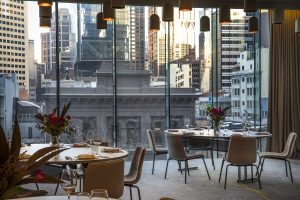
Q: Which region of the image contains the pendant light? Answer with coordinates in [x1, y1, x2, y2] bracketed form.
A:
[219, 5, 231, 24]
[38, 0, 52, 7]
[296, 18, 300, 33]
[96, 12, 107, 29]
[40, 17, 51, 28]
[272, 7, 284, 24]
[179, 0, 192, 12]
[244, 0, 257, 12]
[39, 6, 52, 18]
[150, 13, 160, 31]
[248, 16, 258, 33]
[200, 15, 210, 32]
[103, 0, 114, 21]
[111, 0, 125, 9]
[162, 2, 174, 22]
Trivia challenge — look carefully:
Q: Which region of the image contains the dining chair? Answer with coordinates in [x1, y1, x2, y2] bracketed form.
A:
[147, 129, 168, 174]
[258, 132, 297, 182]
[164, 134, 210, 184]
[83, 159, 124, 199]
[124, 146, 146, 200]
[219, 134, 261, 189]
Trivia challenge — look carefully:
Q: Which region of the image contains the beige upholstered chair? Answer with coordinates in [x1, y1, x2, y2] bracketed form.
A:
[124, 146, 146, 200]
[83, 159, 124, 199]
[164, 134, 210, 184]
[147, 129, 168, 174]
[258, 132, 297, 182]
[219, 134, 261, 189]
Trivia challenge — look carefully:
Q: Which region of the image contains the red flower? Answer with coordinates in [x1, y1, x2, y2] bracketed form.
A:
[49, 114, 59, 125]
[34, 170, 45, 182]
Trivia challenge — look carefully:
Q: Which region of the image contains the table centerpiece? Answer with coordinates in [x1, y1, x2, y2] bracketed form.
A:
[206, 105, 231, 134]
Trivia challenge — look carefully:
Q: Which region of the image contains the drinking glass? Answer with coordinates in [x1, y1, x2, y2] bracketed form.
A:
[184, 118, 190, 130]
[60, 169, 77, 200]
[76, 192, 90, 200]
[90, 145, 98, 155]
[90, 189, 109, 200]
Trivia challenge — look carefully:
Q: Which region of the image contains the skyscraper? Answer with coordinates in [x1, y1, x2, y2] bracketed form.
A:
[41, 8, 76, 80]
[0, 0, 29, 92]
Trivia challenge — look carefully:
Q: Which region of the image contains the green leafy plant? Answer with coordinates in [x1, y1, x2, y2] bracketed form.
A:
[35, 102, 74, 137]
[0, 116, 66, 200]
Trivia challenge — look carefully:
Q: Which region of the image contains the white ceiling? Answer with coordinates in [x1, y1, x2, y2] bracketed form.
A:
[25, 0, 300, 9]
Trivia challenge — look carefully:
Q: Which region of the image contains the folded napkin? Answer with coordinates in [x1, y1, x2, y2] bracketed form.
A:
[77, 154, 96, 160]
[102, 147, 121, 153]
[72, 143, 88, 147]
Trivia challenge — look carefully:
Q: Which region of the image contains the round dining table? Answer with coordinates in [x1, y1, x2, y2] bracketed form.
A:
[20, 144, 129, 165]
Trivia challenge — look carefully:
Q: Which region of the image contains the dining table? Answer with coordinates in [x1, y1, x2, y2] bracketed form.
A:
[164, 128, 272, 183]
[9, 196, 116, 200]
[20, 144, 129, 165]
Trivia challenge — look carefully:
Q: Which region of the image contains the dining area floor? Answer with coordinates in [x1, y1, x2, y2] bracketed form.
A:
[23, 156, 300, 200]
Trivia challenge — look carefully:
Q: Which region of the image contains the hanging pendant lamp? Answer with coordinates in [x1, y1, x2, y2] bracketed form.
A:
[200, 15, 210, 32]
[111, 0, 125, 9]
[219, 5, 231, 24]
[162, 2, 174, 22]
[296, 18, 300, 33]
[103, 0, 115, 21]
[244, 0, 257, 12]
[39, 6, 52, 18]
[179, 0, 192, 12]
[38, 0, 52, 7]
[40, 17, 51, 28]
[97, 12, 107, 29]
[272, 7, 284, 24]
[150, 13, 160, 31]
[248, 16, 258, 33]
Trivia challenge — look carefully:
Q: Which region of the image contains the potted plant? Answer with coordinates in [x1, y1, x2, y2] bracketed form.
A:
[0, 117, 66, 200]
[35, 102, 74, 146]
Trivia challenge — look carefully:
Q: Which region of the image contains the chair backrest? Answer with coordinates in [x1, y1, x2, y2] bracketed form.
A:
[126, 146, 146, 184]
[147, 129, 157, 152]
[227, 134, 257, 165]
[165, 134, 186, 160]
[83, 159, 124, 199]
[282, 132, 297, 158]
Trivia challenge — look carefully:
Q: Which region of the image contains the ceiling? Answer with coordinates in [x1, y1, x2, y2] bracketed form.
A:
[25, 0, 300, 9]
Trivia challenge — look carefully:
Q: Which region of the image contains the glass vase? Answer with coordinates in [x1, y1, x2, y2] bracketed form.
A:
[50, 135, 59, 147]
[213, 121, 221, 135]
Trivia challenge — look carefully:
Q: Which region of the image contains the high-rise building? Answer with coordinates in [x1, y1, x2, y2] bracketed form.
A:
[41, 8, 76, 80]
[217, 10, 254, 93]
[0, 0, 29, 92]
[76, 5, 145, 77]
[28, 40, 36, 102]
[146, 7, 196, 77]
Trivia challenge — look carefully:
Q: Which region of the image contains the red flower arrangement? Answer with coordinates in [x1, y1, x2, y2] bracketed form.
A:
[206, 105, 231, 130]
[34, 102, 74, 138]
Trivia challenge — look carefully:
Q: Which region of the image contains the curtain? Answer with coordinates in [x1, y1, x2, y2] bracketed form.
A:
[268, 10, 300, 156]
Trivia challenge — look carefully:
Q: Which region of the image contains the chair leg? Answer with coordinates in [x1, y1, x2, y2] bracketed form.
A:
[284, 160, 288, 177]
[54, 183, 59, 195]
[218, 158, 225, 183]
[164, 158, 170, 179]
[152, 154, 156, 175]
[210, 149, 215, 170]
[132, 185, 141, 200]
[184, 161, 187, 184]
[287, 160, 294, 183]
[129, 186, 133, 200]
[224, 165, 230, 189]
[186, 161, 190, 176]
[178, 161, 183, 174]
[254, 165, 262, 189]
[259, 158, 265, 177]
[35, 183, 39, 190]
[256, 157, 262, 176]
[202, 157, 211, 180]
[79, 178, 82, 192]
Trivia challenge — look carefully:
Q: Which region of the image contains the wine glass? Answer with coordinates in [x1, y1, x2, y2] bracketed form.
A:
[60, 169, 77, 200]
[184, 118, 190, 130]
[76, 192, 90, 200]
[90, 189, 109, 200]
